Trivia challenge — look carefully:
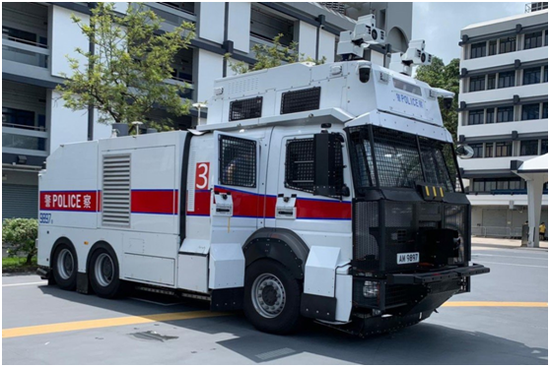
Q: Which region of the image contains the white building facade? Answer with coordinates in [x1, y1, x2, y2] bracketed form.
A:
[457, 9, 548, 237]
[2, 2, 413, 219]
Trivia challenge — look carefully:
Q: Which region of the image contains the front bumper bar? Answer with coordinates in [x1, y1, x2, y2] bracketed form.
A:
[386, 263, 490, 285]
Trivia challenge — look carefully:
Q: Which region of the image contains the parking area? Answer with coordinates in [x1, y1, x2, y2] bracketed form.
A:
[2, 246, 548, 365]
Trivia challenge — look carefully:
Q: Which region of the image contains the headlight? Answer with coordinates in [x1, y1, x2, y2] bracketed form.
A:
[363, 280, 379, 298]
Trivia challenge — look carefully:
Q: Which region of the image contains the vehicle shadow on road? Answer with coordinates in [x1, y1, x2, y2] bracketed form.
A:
[39, 285, 547, 365]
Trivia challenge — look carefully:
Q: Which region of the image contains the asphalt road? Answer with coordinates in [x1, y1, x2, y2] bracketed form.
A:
[2, 246, 548, 365]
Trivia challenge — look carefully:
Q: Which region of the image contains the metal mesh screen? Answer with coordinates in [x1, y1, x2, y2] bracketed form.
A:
[372, 127, 423, 188]
[281, 87, 321, 114]
[419, 138, 454, 192]
[353, 201, 379, 260]
[229, 97, 263, 121]
[385, 202, 414, 228]
[285, 138, 314, 193]
[219, 135, 256, 188]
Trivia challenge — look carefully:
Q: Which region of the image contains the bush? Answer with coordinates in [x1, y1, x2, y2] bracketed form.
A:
[2, 218, 38, 265]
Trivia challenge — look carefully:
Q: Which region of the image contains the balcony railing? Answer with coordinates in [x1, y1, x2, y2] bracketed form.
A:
[2, 37, 49, 68]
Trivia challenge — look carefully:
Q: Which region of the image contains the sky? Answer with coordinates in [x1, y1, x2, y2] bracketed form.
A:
[412, 2, 527, 64]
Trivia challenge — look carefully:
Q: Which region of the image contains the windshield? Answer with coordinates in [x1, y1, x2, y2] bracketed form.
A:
[348, 126, 461, 193]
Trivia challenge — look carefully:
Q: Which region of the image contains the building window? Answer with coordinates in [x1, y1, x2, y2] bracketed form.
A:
[485, 143, 494, 158]
[488, 40, 497, 56]
[542, 139, 548, 154]
[545, 30, 548, 46]
[521, 103, 540, 120]
[485, 180, 497, 192]
[524, 31, 543, 49]
[499, 36, 516, 54]
[520, 140, 539, 156]
[498, 71, 515, 88]
[250, 4, 294, 46]
[469, 76, 485, 92]
[470, 143, 483, 158]
[523, 67, 541, 85]
[2, 107, 45, 130]
[496, 180, 509, 190]
[486, 108, 495, 123]
[496, 106, 514, 123]
[487, 74, 496, 90]
[472, 179, 484, 192]
[543, 102, 548, 119]
[495, 142, 512, 157]
[468, 109, 484, 125]
[544, 65, 548, 83]
[470, 42, 486, 59]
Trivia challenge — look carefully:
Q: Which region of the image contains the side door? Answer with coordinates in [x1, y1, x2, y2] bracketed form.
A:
[211, 131, 261, 244]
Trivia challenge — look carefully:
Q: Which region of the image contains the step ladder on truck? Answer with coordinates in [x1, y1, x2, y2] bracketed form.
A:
[36, 15, 489, 336]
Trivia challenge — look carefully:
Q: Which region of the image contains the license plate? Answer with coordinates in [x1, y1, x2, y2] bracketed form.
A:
[397, 252, 419, 265]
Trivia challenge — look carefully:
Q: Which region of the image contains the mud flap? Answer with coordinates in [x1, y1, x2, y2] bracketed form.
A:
[76, 272, 90, 294]
[210, 287, 243, 311]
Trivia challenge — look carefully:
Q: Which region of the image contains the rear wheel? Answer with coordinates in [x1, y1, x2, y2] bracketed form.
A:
[243, 259, 303, 334]
[89, 247, 123, 298]
[52, 244, 77, 290]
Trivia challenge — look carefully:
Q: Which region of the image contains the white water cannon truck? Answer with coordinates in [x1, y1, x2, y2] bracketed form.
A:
[37, 15, 489, 336]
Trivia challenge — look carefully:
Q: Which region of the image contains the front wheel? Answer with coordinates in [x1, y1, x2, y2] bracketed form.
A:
[89, 247, 123, 298]
[243, 259, 303, 334]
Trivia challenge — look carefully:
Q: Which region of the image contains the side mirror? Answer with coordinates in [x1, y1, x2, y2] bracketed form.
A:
[313, 132, 347, 198]
[456, 144, 474, 159]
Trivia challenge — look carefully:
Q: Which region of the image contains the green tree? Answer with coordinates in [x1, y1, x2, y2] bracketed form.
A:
[2, 218, 38, 265]
[56, 3, 195, 130]
[229, 34, 326, 74]
[415, 57, 460, 140]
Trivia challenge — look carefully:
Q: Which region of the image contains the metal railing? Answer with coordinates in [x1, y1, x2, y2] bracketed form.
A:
[2, 37, 49, 68]
[472, 226, 524, 238]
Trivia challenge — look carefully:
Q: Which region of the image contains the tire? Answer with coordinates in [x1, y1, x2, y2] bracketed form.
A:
[52, 243, 77, 290]
[243, 259, 303, 335]
[89, 246, 123, 298]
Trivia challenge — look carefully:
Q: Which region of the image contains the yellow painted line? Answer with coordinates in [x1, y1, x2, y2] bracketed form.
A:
[443, 301, 547, 308]
[2, 310, 228, 339]
[424, 186, 430, 196]
[432, 186, 437, 197]
[439, 187, 444, 197]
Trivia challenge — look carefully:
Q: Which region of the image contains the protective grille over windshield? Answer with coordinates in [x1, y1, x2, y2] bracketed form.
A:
[419, 137, 455, 192]
[372, 127, 423, 188]
[219, 135, 256, 188]
[285, 138, 314, 193]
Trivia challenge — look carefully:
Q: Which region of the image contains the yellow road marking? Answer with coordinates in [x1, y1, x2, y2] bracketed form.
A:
[443, 301, 547, 308]
[2, 310, 228, 339]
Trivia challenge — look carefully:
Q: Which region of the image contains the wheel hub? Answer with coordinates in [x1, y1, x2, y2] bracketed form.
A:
[251, 273, 286, 319]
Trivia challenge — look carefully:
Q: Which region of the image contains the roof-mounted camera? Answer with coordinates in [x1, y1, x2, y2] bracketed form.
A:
[337, 14, 386, 60]
[389, 39, 433, 76]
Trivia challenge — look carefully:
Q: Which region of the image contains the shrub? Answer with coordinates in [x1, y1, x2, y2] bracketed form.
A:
[2, 218, 38, 265]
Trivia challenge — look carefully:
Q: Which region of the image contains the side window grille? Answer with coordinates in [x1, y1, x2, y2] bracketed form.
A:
[281, 87, 321, 114]
[285, 138, 314, 193]
[102, 154, 131, 227]
[229, 97, 263, 121]
[219, 135, 256, 188]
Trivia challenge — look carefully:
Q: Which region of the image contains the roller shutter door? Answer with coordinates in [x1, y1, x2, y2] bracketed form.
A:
[2, 184, 38, 220]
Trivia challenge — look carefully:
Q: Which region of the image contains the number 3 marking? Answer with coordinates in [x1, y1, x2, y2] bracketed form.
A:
[196, 163, 209, 189]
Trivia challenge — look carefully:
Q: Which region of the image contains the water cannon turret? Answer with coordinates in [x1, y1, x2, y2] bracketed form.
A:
[337, 14, 386, 60]
[389, 39, 433, 76]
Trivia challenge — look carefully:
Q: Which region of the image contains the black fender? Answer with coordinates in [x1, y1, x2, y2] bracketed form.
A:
[243, 228, 309, 280]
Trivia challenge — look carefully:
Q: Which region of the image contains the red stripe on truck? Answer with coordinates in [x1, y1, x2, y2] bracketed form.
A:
[131, 190, 178, 215]
[188, 187, 351, 220]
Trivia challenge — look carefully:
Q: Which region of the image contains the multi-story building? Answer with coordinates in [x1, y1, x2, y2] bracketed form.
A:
[457, 8, 548, 237]
[2, 2, 413, 219]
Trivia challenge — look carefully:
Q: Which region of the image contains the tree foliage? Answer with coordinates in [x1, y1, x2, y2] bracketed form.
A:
[415, 57, 460, 140]
[2, 218, 38, 265]
[56, 3, 195, 130]
[229, 34, 326, 74]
